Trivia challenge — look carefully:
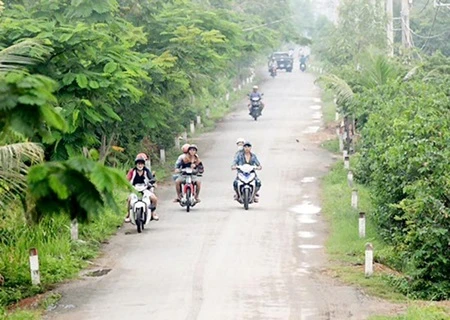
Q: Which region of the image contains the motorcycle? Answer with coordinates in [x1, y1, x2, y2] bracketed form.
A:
[129, 183, 155, 233]
[300, 62, 306, 72]
[179, 167, 198, 212]
[235, 164, 258, 210]
[269, 66, 277, 78]
[249, 95, 263, 121]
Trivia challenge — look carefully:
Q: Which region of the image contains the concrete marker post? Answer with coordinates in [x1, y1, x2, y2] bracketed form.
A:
[71, 218, 78, 241]
[347, 170, 354, 187]
[351, 189, 358, 209]
[343, 149, 348, 160]
[183, 131, 188, 141]
[335, 112, 339, 121]
[339, 136, 344, 152]
[206, 108, 211, 118]
[160, 149, 166, 164]
[174, 136, 180, 149]
[365, 243, 374, 277]
[344, 155, 350, 169]
[359, 212, 366, 238]
[226, 93, 230, 101]
[190, 121, 195, 134]
[196, 115, 201, 126]
[29, 248, 41, 286]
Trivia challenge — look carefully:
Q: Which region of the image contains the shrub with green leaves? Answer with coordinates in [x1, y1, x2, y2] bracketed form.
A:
[357, 81, 450, 299]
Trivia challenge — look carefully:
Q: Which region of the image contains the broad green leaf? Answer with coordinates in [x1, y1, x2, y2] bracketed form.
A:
[103, 61, 118, 73]
[76, 74, 88, 88]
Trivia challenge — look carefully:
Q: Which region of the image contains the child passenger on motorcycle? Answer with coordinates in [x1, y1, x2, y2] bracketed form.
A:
[231, 141, 262, 202]
[174, 144, 204, 203]
[125, 153, 158, 222]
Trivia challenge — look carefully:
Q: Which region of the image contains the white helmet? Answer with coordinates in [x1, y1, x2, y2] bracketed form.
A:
[252, 85, 258, 90]
[236, 137, 245, 145]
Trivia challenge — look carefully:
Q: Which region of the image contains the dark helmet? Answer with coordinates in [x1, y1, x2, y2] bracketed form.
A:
[188, 144, 198, 152]
[135, 153, 147, 165]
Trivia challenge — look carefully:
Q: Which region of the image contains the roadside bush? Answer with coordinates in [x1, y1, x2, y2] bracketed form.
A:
[357, 81, 450, 299]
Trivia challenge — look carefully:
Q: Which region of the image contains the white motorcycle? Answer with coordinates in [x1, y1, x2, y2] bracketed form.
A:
[129, 183, 155, 233]
[235, 164, 258, 210]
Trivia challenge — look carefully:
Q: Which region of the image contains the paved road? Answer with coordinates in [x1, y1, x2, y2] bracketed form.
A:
[46, 68, 392, 320]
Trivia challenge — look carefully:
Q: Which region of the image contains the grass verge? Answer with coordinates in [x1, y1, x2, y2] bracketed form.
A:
[321, 148, 450, 319]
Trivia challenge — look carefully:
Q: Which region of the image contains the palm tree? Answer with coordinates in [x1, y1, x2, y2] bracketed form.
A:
[0, 39, 50, 208]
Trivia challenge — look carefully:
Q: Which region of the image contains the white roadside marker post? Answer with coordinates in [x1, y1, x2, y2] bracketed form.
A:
[160, 149, 166, 164]
[29, 248, 41, 286]
[359, 212, 366, 238]
[71, 218, 78, 240]
[351, 189, 358, 209]
[365, 243, 374, 277]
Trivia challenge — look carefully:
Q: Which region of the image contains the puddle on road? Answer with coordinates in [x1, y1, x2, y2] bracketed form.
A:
[312, 112, 323, 119]
[297, 267, 311, 274]
[298, 244, 323, 249]
[302, 126, 320, 134]
[301, 177, 316, 183]
[298, 231, 316, 239]
[309, 105, 321, 110]
[290, 201, 321, 215]
[297, 216, 317, 224]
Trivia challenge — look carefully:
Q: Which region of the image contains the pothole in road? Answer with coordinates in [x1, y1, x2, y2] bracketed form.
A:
[302, 126, 320, 134]
[86, 269, 112, 277]
[298, 244, 323, 249]
[297, 216, 317, 224]
[312, 112, 323, 119]
[290, 201, 321, 215]
[301, 177, 316, 183]
[298, 231, 316, 239]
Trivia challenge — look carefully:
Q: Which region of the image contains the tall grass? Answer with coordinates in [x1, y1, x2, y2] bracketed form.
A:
[0, 196, 125, 308]
[321, 157, 450, 318]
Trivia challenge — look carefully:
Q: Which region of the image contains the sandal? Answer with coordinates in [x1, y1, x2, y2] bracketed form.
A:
[152, 213, 159, 221]
[124, 217, 131, 223]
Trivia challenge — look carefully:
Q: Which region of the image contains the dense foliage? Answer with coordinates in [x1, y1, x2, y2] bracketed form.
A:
[315, 0, 450, 299]
[0, 0, 299, 310]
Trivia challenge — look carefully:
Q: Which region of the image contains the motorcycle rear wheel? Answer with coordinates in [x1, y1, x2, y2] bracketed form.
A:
[136, 209, 143, 233]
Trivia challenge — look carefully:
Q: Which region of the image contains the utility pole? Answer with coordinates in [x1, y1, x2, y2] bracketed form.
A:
[401, 0, 413, 48]
[386, 0, 394, 56]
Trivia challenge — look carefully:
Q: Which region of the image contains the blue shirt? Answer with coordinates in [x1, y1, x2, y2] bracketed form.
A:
[233, 152, 261, 167]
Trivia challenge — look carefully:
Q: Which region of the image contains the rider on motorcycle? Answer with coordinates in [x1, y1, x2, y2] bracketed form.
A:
[125, 153, 158, 222]
[231, 141, 262, 202]
[173, 143, 191, 181]
[248, 85, 265, 114]
[269, 58, 277, 74]
[234, 137, 245, 160]
[174, 144, 204, 203]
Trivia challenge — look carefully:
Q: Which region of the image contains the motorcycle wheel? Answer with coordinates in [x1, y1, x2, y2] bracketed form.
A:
[253, 116, 258, 121]
[243, 189, 250, 210]
[136, 209, 143, 233]
[186, 188, 191, 212]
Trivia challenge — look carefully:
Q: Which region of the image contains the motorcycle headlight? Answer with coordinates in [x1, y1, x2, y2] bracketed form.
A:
[239, 172, 256, 183]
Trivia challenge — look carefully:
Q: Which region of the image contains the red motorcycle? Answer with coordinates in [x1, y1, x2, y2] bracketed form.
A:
[179, 167, 198, 212]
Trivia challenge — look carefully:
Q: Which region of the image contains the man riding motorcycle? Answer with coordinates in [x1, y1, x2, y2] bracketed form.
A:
[174, 144, 204, 203]
[248, 85, 265, 114]
[231, 141, 262, 202]
[125, 153, 158, 222]
[269, 58, 277, 76]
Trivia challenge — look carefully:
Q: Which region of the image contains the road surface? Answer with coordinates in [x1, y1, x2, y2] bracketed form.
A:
[46, 68, 394, 320]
